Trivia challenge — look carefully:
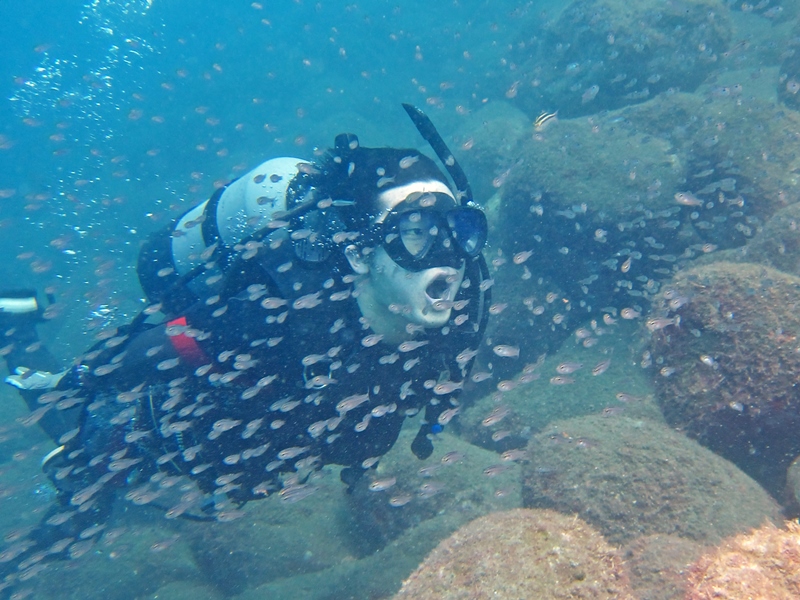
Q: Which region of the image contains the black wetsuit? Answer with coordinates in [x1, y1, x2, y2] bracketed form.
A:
[0, 227, 488, 587]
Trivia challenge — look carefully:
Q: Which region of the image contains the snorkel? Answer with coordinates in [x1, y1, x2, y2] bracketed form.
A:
[401, 103, 475, 207]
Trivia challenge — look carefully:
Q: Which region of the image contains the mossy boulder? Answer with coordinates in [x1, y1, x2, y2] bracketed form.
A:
[507, 0, 733, 118]
[686, 521, 800, 599]
[344, 428, 521, 555]
[522, 415, 781, 545]
[395, 508, 635, 600]
[647, 261, 800, 497]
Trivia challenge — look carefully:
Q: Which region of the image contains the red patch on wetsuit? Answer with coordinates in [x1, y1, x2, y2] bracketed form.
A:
[166, 316, 209, 365]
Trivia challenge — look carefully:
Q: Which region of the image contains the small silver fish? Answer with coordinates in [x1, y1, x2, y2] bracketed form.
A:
[481, 405, 510, 427]
[437, 407, 460, 425]
[368, 477, 397, 492]
[336, 393, 370, 414]
[403, 357, 420, 371]
[260, 297, 288, 310]
[646, 316, 680, 332]
[501, 449, 528, 462]
[592, 359, 612, 376]
[399, 380, 415, 400]
[674, 191, 703, 206]
[482, 464, 510, 477]
[399, 155, 419, 169]
[471, 371, 493, 383]
[398, 340, 429, 352]
[441, 451, 464, 465]
[277, 446, 309, 460]
[305, 375, 337, 389]
[513, 250, 533, 264]
[456, 348, 478, 365]
[556, 361, 583, 375]
[293, 292, 323, 310]
[433, 381, 463, 396]
[491, 430, 511, 442]
[388, 494, 412, 507]
[493, 345, 520, 358]
[361, 334, 384, 348]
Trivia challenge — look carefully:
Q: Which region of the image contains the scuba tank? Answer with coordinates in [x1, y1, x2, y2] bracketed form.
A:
[137, 157, 305, 315]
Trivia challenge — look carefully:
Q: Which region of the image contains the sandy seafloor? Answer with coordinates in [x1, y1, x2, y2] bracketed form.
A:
[2, 0, 800, 598]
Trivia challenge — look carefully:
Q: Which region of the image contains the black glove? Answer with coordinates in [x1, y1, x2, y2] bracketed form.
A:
[411, 424, 434, 460]
[340, 466, 364, 493]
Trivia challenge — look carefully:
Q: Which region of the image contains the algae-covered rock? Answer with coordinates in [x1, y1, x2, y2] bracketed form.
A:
[707, 202, 800, 276]
[14, 513, 200, 600]
[621, 91, 800, 217]
[786, 456, 800, 511]
[238, 509, 472, 600]
[146, 580, 222, 600]
[474, 90, 800, 367]
[486, 97, 756, 344]
[508, 0, 733, 118]
[622, 533, 705, 600]
[522, 415, 781, 545]
[504, 112, 685, 215]
[484, 107, 690, 361]
[779, 23, 800, 111]
[394, 508, 635, 600]
[344, 428, 521, 555]
[647, 262, 800, 497]
[457, 322, 664, 451]
[447, 101, 531, 208]
[179, 471, 355, 596]
[686, 521, 800, 599]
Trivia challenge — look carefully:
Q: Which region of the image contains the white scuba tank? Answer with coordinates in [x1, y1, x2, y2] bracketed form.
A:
[138, 157, 305, 310]
[174, 157, 301, 266]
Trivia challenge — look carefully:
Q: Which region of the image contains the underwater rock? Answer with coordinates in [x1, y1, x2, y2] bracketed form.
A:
[238, 509, 474, 600]
[503, 110, 685, 216]
[17, 510, 200, 600]
[686, 520, 800, 599]
[448, 101, 531, 208]
[693, 202, 800, 277]
[146, 580, 223, 600]
[481, 89, 799, 370]
[786, 456, 800, 513]
[507, 0, 733, 118]
[487, 107, 687, 362]
[394, 508, 635, 600]
[344, 428, 521, 556]
[478, 87, 800, 367]
[521, 415, 781, 545]
[179, 473, 355, 596]
[621, 91, 800, 219]
[622, 533, 705, 600]
[456, 324, 664, 452]
[647, 261, 800, 498]
[779, 21, 800, 111]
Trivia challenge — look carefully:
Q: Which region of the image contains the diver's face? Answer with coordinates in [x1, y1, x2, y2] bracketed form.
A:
[368, 182, 466, 329]
[366, 246, 465, 328]
[346, 180, 467, 337]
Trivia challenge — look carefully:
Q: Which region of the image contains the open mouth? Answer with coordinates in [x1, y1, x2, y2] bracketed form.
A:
[425, 275, 452, 302]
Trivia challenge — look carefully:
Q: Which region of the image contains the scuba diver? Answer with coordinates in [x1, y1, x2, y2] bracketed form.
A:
[0, 105, 490, 589]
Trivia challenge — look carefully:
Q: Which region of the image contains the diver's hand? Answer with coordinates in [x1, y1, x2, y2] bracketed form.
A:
[4, 367, 66, 390]
[411, 425, 435, 460]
